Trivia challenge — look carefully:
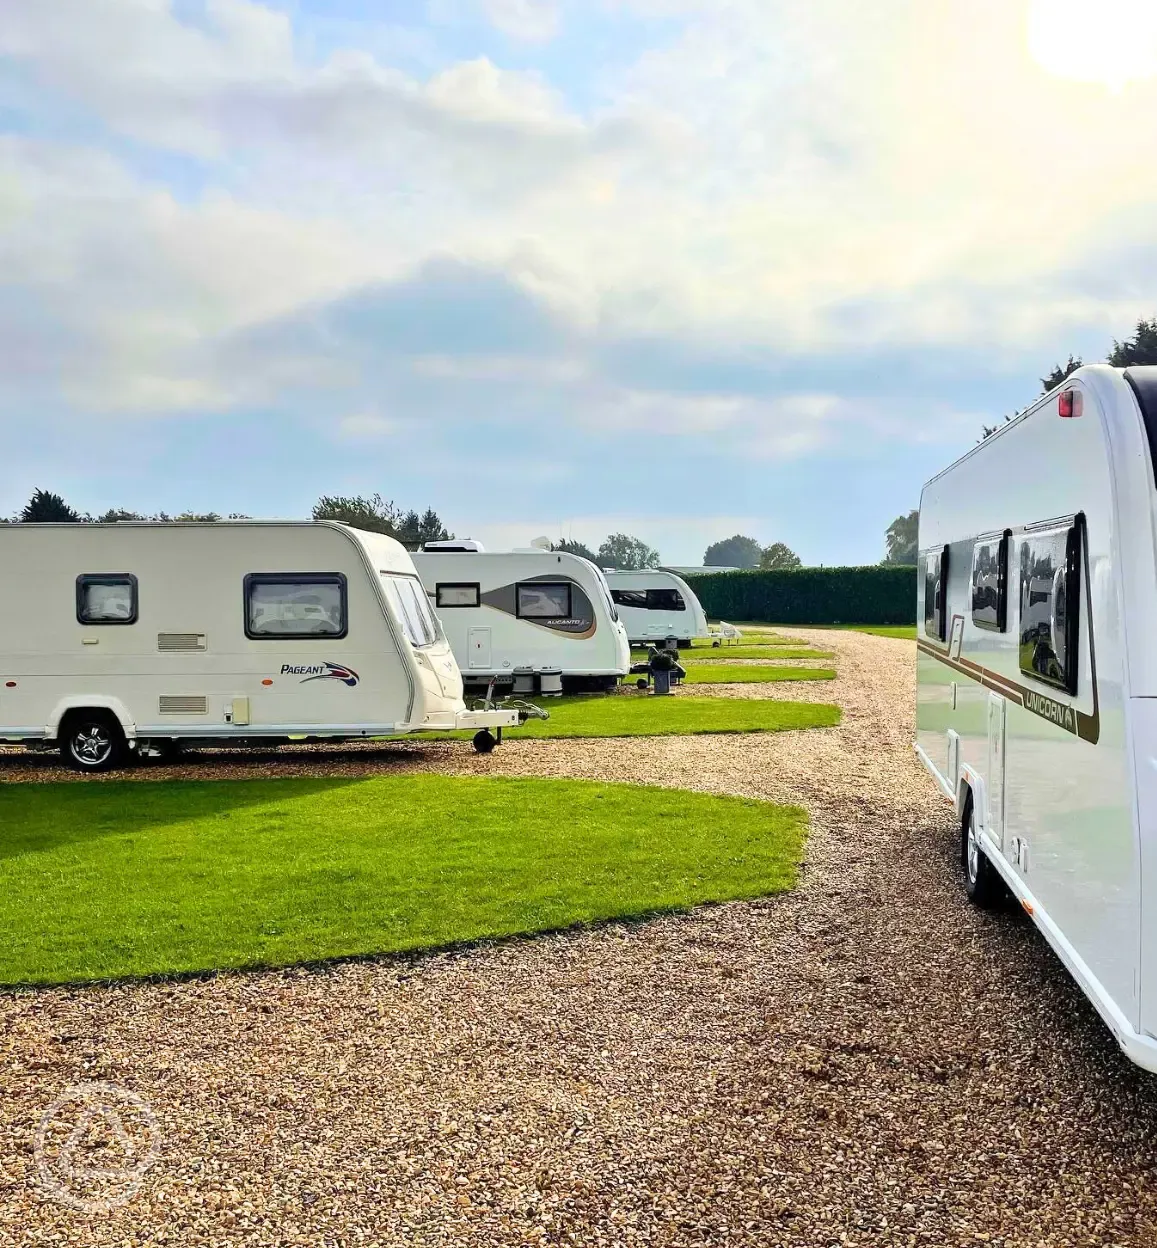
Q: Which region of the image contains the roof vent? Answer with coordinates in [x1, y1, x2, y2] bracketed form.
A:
[422, 539, 485, 552]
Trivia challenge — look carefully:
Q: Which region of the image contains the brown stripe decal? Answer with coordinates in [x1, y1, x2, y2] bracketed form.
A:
[917, 639, 1099, 744]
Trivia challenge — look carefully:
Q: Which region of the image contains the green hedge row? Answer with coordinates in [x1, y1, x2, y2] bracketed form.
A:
[685, 565, 917, 625]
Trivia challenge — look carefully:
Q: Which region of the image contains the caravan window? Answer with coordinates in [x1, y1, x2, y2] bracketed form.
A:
[1018, 521, 1081, 694]
[436, 583, 480, 609]
[381, 574, 439, 647]
[971, 533, 1009, 632]
[76, 574, 138, 625]
[517, 582, 572, 619]
[611, 589, 648, 609]
[647, 588, 686, 611]
[245, 574, 347, 638]
[922, 546, 949, 642]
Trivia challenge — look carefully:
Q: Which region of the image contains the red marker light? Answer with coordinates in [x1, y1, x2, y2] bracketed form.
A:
[4, 681, 15, 688]
[1058, 390, 1082, 418]
[261, 679, 273, 686]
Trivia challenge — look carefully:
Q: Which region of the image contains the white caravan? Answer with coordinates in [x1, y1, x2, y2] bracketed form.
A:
[413, 544, 630, 693]
[603, 570, 711, 647]
[0, 521, 522, 771]
[915, 364, 1157, 1072]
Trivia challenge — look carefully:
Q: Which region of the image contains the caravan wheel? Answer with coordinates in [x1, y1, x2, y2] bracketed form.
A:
[472, 730, 497, 755]
[962, 798, 1003, 908]
[60, 712, 128, 773]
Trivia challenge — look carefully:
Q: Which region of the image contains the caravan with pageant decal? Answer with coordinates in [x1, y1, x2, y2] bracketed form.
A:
[916, 364, 1157, 1073]
[0, 521, 528, 771]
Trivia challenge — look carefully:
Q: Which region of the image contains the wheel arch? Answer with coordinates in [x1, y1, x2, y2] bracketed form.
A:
[957, 763, 987, 833]
[47, 698, 136, 742]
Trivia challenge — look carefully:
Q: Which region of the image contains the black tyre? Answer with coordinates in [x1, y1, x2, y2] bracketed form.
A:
[60, 711, 128, 773]
[636, 678, 649, 690]
[962, 798, 1003, 908]
[473, 729, 497, 755]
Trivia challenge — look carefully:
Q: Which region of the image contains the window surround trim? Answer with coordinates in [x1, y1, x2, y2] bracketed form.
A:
[243, 571, 349, 640]
[76, 573, 139, 626]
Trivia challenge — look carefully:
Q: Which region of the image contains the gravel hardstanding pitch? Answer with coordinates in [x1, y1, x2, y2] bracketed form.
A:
[3, 629, 1157, 1245]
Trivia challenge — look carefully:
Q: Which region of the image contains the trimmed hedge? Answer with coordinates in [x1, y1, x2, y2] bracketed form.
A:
[686, 565, 916, 625]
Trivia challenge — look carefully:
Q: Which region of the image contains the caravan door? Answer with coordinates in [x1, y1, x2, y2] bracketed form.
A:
[468, 627, 492, 670]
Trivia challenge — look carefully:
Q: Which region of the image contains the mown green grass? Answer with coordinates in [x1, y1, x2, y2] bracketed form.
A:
[0, 777, 809, 985]
[417, 695, 840, 740]
[682, 665, 835, 685]
[725, 621, 916, 641]
[681, 646, 834, 662]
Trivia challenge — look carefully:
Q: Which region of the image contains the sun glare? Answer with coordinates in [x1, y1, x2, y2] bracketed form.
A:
[1028, 0, 1157, 89]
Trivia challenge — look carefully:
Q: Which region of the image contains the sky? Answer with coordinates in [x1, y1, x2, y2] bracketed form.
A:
[4, 0, 1157, 565]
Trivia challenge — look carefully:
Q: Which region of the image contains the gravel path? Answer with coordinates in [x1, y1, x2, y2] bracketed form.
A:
[4, 630, 1157, 1245]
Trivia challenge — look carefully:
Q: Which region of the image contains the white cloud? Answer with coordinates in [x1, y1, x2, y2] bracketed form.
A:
[5, 0, 1157, 444]
[483, 0, 561, 43]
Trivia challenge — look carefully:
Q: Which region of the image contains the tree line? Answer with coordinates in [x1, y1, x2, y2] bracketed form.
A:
[877, 317, 1157, 568]
[6, 489, 891, 569]
[2, 489, 454, 552]
[982, 315, 1157, 438]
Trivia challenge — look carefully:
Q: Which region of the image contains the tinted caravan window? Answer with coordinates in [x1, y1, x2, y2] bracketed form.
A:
[922, 546, 949, 642]
[647, 588, 686, 611]
[611, 589, 648, 609]
[1018, 521, 1081, 695]
[971, 534, 1009, 632]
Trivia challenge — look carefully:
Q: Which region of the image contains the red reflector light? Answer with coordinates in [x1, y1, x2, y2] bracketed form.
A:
[1058, 390, 1083, 418]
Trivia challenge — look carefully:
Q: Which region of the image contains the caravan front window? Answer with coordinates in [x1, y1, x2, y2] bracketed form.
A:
[245, 574, 347, 638]
[381, 573, 439, 648]
[1018, 521, 1081, 695]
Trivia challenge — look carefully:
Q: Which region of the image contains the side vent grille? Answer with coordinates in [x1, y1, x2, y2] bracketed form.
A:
[158, 633, 207, 652]
[159, 696, 208, 716]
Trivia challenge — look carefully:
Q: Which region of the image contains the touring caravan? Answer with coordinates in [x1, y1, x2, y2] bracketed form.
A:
[0, 521, 524, 770]
[916, 364, 1157, 1072]
[413, 544, 630, 693]
[603, 570, 711, 647]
